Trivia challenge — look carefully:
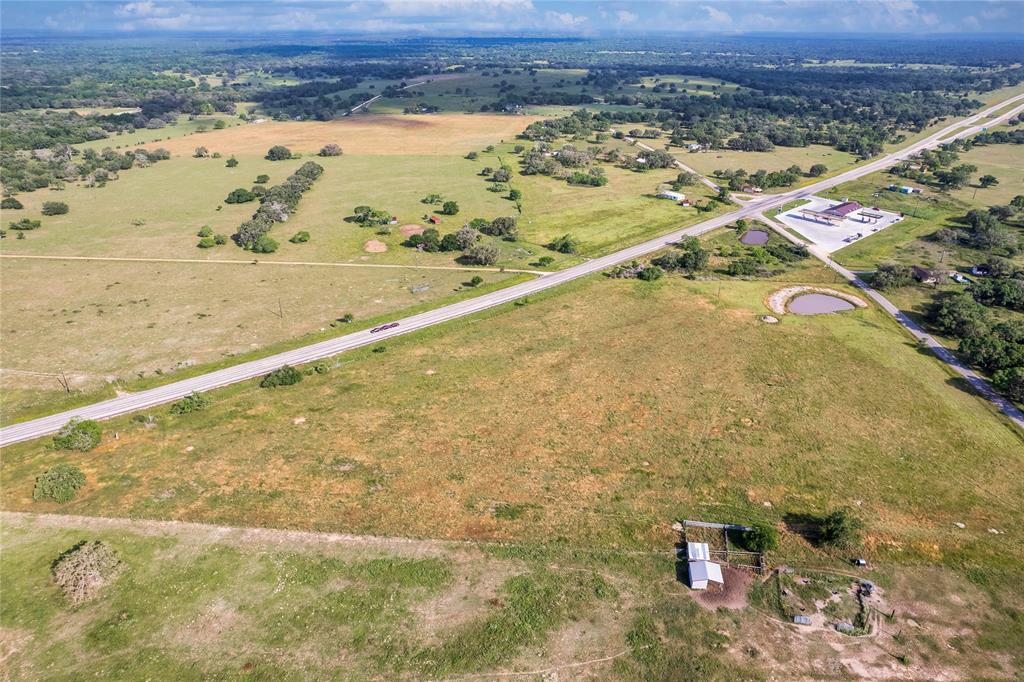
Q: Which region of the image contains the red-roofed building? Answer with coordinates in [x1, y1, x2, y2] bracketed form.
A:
[428, 215, 442, 225]
[825, 201, 863, 218]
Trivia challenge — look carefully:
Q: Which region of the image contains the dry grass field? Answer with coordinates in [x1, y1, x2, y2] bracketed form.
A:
[5, 269, 1021, 557]
[0, 257, 512, 395]
[4, 264, 1023, 677]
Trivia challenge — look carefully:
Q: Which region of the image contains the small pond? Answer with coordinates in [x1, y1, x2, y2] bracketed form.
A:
[739, 230, 769, 245]
[789, 293, 856, 315]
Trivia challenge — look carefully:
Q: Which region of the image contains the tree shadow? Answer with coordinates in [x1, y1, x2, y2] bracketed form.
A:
[783, 512, 824, 546]
[945, 376, 982, 398]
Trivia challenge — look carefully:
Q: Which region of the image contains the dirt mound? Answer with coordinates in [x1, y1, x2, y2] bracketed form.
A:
[363, 240, 388, 253]
[692, 565, 753, 611]
[400, 224, 425, 237]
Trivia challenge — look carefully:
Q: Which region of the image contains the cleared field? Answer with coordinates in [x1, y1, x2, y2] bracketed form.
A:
[132, 114, 542, 156]
[677, 145, 861, 189]
[0, 257, 516, 421]
[4, 270, 1022, 560]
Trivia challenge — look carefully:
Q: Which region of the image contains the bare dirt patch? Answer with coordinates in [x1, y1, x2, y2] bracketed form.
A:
[399, 224, 425, 237]
[692, 566, 753, 611]
[139, 114, 543, 156]
[363, 240, 388, 253]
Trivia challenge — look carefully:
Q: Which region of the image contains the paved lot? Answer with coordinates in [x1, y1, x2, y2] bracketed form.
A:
[777, 196, 903, 253]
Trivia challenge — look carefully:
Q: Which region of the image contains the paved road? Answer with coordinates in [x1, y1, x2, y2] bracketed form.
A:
[3, 94, 1022, 446]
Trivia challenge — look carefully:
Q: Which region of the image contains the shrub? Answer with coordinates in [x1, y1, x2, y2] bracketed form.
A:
[197, 225, 213, 237]
[548, 234, 580, 254]
[52, 418, 102, 451]
[169, 392, 212, 415]
[741, 522, 780, 552]
[260, 365, 303, 388]
[468, 275, 484, 287]
[993, 366, 1024, 401]
[41, 201, 69, 216]
[318, 143, 343, 157]
[265, 145, 292, 161]
[33, 463, 86, 503]
[441, 200, 460, 215]
[51, 541, 123, 605]
[9, 218, 41, 231]
[819, 509, 862, 548]
[872, 262, 913, 289]
[224, 188, 257, 204]
[197, 236, 216, 248]
[214, 233, 228, 245]
[252, 235, 279, 253]
[508, 189, 522, 201]
[537, 256, 555, 267]
[808, 163, 828, 177]
[1, 197, 23, 209]
[254, 174, 270, 184]
[466, 151, 478, 160]
[637, 264, 664, 281]
[465, 243, 499, 266]
[225, 156, 239, 167]
[289, 231, 310, 243]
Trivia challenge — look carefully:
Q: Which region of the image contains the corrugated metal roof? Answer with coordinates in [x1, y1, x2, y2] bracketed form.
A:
[686, 542, 710, 561]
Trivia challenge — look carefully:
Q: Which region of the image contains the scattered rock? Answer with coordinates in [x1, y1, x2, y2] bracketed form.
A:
[760, 315, 779, 324]
[954, 522, 966, 529]
[988, 528, 1001, 534]
[292, 417, 306, 425]
[425, 369, 436, 375]
[183, 445, 194, 453]
[763, 501, 773, 508]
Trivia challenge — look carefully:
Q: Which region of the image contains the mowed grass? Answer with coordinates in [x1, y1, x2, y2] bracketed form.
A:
[4, 268, 1022, 574]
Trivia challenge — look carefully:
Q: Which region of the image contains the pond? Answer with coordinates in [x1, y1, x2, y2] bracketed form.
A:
[788, 293, 856, 315]
[739, 230, 769, 245]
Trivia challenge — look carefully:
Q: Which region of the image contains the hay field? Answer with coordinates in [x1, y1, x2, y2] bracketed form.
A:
[136, 114, 543, 156]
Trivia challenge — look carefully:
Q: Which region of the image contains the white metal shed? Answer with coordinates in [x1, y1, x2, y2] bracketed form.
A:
[688, 560, 724, 590]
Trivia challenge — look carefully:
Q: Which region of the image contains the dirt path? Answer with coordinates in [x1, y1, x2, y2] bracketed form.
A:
[1, 510, 459, 558]
[0, 253, 544, 275]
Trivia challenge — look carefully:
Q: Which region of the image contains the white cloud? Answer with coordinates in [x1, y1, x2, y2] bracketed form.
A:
[544, 10, 588, 28]
[616, 10, 638, 24]
[115, 1, 175, 18]
[700, 5, 733, 26]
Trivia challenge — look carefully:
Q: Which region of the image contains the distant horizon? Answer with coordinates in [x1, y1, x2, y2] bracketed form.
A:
[2, 0, 1022, 38]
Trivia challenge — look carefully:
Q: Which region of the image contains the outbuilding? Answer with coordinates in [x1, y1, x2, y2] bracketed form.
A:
[428, 215, 442, 225]
[688, 560, 724, 590]
[658, 190, 685, 201]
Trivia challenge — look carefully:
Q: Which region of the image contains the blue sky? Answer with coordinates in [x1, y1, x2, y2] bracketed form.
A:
[3, 1, 1022, 36]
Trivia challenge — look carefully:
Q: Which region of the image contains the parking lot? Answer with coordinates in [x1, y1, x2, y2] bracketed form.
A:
[777, 196, 903, 254]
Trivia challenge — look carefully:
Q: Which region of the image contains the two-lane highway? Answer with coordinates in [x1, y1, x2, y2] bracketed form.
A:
[3, 93, 1023, 446]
